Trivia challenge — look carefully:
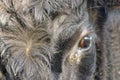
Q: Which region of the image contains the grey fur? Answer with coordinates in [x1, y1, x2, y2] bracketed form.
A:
[87, 0, 120, 80]
[0, 0, 96, 80]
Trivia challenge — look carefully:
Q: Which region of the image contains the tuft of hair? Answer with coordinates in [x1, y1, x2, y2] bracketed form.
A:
[0, 0, 90, 80]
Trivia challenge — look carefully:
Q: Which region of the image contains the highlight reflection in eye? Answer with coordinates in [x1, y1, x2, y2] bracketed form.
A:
[78, 35, 93, 49]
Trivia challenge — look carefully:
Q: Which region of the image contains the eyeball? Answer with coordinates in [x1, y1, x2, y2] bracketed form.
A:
[78, 35, 93, 49]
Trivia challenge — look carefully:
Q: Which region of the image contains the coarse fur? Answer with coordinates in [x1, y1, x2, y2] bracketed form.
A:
[0, 0, 96, 80]
[87, 0, 120, 80]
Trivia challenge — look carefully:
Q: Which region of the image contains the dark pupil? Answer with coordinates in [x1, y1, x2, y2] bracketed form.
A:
[81, 36, 91, 48]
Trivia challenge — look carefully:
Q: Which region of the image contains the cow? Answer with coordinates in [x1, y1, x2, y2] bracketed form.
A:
[0, 0, 96, 80]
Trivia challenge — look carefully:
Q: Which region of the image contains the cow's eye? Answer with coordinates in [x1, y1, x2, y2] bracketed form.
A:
[78, 35, 92, 49]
